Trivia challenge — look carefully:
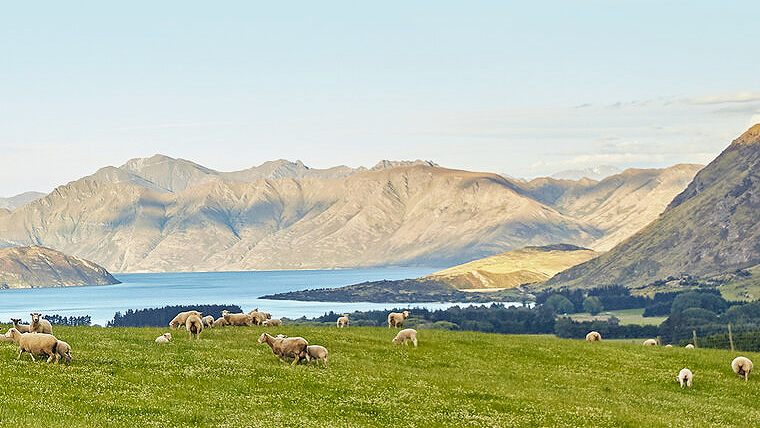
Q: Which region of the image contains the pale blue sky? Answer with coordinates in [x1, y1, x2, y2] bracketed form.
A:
[2, 1, 759, 195]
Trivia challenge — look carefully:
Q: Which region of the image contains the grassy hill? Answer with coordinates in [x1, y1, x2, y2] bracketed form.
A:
[425, 244, 599, 290]
[1, 325, 759, 427]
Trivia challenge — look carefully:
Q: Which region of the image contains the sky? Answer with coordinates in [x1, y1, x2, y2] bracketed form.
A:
[2, 1, 760, 196]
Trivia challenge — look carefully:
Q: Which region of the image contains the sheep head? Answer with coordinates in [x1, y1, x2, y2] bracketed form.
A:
[30, 313, 41, 323]
[10, 318, 21, 325]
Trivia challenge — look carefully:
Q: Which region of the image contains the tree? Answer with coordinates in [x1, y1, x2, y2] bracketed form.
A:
[583, 296, 603, 315]
[544, 294, 575, 314]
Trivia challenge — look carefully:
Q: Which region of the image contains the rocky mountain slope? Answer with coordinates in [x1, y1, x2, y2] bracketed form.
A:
[0, 245, 120, 289]
[0, 191, 46, 210]
[546, 124, 760, 289]
[425, 244, 599, 289]
[0, 165, 600, 272]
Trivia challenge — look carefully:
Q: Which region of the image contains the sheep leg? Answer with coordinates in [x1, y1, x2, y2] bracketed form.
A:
[291, 355, 300, 366]
[323, 357, 328, 366]
[413, 338, 418, 347]
[47, 354, 54, 363]
[29, 352, 35, 362]
[55, 353, 61, 364]
[745, 372, 748, 382]
[17, 349, 23, 360]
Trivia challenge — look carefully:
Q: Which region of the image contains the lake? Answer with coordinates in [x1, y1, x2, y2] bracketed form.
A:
[0, 268, 509, 325]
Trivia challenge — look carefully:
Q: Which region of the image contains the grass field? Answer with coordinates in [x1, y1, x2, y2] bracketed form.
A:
[569, 308, 668, 326]
[1, 324, 759, 427]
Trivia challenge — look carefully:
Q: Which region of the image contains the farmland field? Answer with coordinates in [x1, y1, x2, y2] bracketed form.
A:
[0, 325, 758, 427]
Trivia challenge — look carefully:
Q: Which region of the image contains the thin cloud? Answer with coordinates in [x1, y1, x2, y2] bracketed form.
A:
[684, 91, 760, 105]
[111, 121, 232, 131]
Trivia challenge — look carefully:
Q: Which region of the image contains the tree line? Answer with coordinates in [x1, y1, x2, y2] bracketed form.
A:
[107, 304, 242, 327]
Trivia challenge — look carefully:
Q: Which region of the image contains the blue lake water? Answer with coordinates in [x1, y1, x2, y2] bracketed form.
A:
[0, 268, 508, 325]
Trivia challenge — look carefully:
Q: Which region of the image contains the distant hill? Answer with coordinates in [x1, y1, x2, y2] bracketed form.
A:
[0, 191, 46, 210]
[425, 244, 599, 289]
[546, 124, 760, 290]
[0, 245, 120, 289]
[551, 165, 622, 181]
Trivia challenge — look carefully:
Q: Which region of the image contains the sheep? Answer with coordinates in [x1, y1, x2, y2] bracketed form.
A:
[169, 310, 202, 329]
[257, 333, 309, 365]
[0, 330, 13, 344]
[155, 333, 172, 343]
[388, 311, 410, 328]
[665, 344, 673, 348]
[6, 328, 60, 363]
[10, 318, 30, 333]
[202, 315, 214, 328]
[685, 344, 695, 349]
[585, 331, 601, 342]
[247, 310, 268, 325]
[223, 310, 253, 326]
[55, 340, 73, 364]
[212, 317, 229, 328]
[677, 368, 693, 388]
[337, 314, 349, 328]
[643, 339, 657, 346]
[732, 356, 753, 381]
[262, 319, 282, 327]
[392, 328, 418, 347]
[306, 345, 328, 366]
[29, 313, 53, 334]
[186, 314, 203, 339]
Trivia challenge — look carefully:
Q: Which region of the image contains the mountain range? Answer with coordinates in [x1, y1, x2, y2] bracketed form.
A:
[0, 191, 46, 211]
[547, 124, 760, 290]
[0, 245, 119, 289]
[0, 155, 700, 273]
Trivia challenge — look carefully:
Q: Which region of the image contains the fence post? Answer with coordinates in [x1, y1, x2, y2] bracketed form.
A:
[693, 330, 698, 348]
[728, 324, 735, 352]
[656, 336, 661, 346]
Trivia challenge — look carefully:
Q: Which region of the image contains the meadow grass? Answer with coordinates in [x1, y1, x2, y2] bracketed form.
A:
[569, 308, 668, 326]
[0, 324, 759, 427]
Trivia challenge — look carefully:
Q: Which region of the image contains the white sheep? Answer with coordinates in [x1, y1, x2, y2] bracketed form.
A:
[6, 328, 60, 363]
[732, 356, 753, 381]
[665, 344, 673, 348]
[643, 339, 657, 346]
[262, 319, 282, 327]
[306, 345, 328, 366]
[392, 328, 418, 347]
[186, 314, 203, 339]
[685, 344, 695, 349]
[388, 311, 410, 328]
[55, 340, 73, 364]
[29, 313, 53, 334]
[585, 331, 601, 341]
[10, 318, 30, 333]
[677, 368, 693, 387]
[222, 310, 253, 326]
[202, 315, 214, 328]
[337, 314, 349, 328]
[155, 333, 172, 343]
[169, 310, 202, 329]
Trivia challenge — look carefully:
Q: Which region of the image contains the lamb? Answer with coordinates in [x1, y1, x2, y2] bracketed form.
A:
[0, 330, 12, 344]
[388, 311, 410, 328]
[202, 315, 214, 328]
[212, 317, 229, 327]
[155, 333, 172, 343]
[262, 319, 282, 327]
[186, 314, 203, 339]
[222, 310, 253, 326]
[643, 339, 657, 346]
[685, 344, 695, 349]
[257, 333, 309, 365]
[29, 313, 53, 334]
[732, 356, 753, 381]
[6, 328, 60, 363]
[337, 314, 349, 328]
[665, 344, 673, 348]
[306, 345, 328, 366]
[169, 310, 202, 329]
[10, 318, 30, 333]
[392, 328, 418, 347]
[55, 340, 73, 364]
[585, 331, 601, 341]
[677, 368, 693, 388]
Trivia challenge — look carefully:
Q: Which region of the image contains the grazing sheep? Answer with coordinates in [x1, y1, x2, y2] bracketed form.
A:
[585, 331, 602, 342]
[665, 344, 673, 348]
[223, 310, 253, 326]
[247, 310, 268, 325]
[643, 339, 657, 346]
[0, 330, 13, 344]
[337, 314, 349, 328]
[186, 314, 203, 339]
[6, 328, 59, 363]
[10, 318, 30, 333]
[392, 328, 418, 347]
[685, 344, 695, 349]
[169, 310, 202, 329]
[306, 345, 328, 366]
[388, 311, 410, 328]
[212, 317, 229, 327]
[677, 368, 693, 388]
[29, 313, 53, 334]
[55, 340, 73, 364]
[262, 319, 282, 327]
[257, 333, 309, 365]
[732, 356, 753, 381]
[155, 333, 172, 343]
[202, 315, 214, 328]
